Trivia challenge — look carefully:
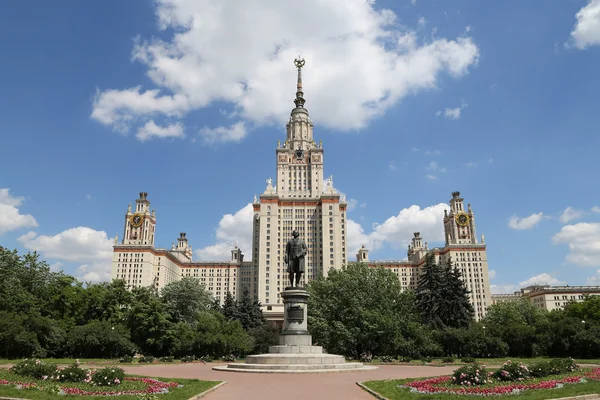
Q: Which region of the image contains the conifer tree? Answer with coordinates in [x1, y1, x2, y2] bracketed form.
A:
[222, 291, 237, 320]
[445, 258, 474, 328]
[415, 253, 445, 328]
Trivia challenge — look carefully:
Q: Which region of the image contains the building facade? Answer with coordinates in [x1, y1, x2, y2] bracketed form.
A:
[110, 60, 493, 321]
[250, 58, 347, 319]
[350, 191, 493, 321]
[491, 285, 600, 311]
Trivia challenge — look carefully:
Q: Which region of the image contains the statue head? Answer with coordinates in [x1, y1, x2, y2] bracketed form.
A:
[292, 230, 299, 238]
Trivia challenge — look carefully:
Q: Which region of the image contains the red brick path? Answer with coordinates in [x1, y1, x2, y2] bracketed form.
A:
[118, 363, 457, 400]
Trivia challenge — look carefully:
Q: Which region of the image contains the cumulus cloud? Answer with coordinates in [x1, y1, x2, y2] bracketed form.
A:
[136, 120, 184, 142]
[488, 269, 496, 279]
[553, 222, 600, 267]
[0, 188, 38, 235]
[568, 0, 600, 49]
[588, 269, 600, 285]
[490, 272, 564, 294]
[195, 203, 254, 261]
[199, 122, 247, 144]
[592, 206, 600, 214]
[559, 206, 582, 224]
[91, 0, 479, 137]
[508, 212, 544, 230]
[17, 227, 114, 282]
[444, 107, 462, 120]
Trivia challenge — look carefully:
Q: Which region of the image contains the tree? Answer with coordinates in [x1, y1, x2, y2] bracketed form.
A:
[307, 263, 429, 358]
[160, 277, 213, 325]
[442, 258, 474, 328]
[235, 294, 266, 330]
[126, 287, 174, 356]
[67, 320, 135, 358]
[415, 254, 445, 328]
[222, 292, 237, 320]
[248, 321, 280, 354]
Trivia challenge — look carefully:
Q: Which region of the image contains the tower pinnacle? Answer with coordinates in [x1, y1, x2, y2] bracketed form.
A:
[293, 56, 306, 108]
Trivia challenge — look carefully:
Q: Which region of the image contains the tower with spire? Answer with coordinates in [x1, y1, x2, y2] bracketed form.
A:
[252, 57, 348, 318]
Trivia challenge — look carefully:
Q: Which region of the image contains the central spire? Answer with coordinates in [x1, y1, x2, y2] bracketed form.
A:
[293, 56, 306, 108]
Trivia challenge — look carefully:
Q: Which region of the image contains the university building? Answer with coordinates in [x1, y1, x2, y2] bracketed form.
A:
[111, 59, 492, 320]
[491, 285, 600, 312]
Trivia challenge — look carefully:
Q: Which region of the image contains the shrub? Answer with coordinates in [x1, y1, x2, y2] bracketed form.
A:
[180, 355, 195, 363]
[461, 357, 476, 363]
[452, 363, 490, 386]
[421, 357, 433, 363]
[492, 360, 530, 382]
[222, 354, 236, 362]
[199, 355, 214, 363]
[378, 355, 396, 363]
[138, 356, 155, 363]
[549, 358, 579, 374]
[57, 363, 88, 383]
[159, 356, 174, 363]
[91, 367, 125, 386]
[399, 356, 412, 363]
[119, 355, 134, 363]
[529, 361, 552, 378]
[442, 356, 455, 363]
[11, 359, 58, 380]
[359, 353, 373, 363]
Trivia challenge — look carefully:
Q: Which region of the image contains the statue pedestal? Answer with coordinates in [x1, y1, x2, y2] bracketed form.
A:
[279, 288, 311, 346]
[213, 287, 376, 373]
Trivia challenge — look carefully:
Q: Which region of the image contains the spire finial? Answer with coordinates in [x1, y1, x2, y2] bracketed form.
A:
[293, 56, 306, 108]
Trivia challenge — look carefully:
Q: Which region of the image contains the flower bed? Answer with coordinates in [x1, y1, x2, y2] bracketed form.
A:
[402, 368, 600, 396]
[0, 367, 183, 396]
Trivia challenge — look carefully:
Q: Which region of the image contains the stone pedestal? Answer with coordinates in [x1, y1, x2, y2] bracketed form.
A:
[213, 287, 376, 373]
[279, 288, 311, 346]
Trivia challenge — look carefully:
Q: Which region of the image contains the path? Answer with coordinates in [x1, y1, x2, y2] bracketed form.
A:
[118, 363, 458, 400]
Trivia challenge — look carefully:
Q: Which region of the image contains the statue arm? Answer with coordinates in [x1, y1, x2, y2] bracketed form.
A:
[301, 240, 307, 256]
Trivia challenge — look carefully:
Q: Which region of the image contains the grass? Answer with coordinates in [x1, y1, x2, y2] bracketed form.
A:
[0, 368, 221, 400]
[362, 369, 600, 400]
[0, 358, 227, 366]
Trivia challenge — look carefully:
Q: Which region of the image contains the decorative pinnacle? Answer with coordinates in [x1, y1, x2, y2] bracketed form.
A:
[293, 56, 306, 108]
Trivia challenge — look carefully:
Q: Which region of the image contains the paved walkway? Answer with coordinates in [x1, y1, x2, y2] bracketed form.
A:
[116, 363, 458, 400]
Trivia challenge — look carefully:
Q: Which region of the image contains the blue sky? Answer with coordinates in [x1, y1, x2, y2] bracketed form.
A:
[1, 0, 600, 291]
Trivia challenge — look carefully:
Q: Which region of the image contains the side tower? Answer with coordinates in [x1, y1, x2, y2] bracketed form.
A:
[442, 191, 492, 320]
[253, 58, 348, 320]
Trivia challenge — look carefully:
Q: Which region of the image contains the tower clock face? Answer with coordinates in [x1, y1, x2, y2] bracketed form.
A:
[295, 149, 304, 159]
[455, 212, 469, 227]
[131, 214, 143, 227]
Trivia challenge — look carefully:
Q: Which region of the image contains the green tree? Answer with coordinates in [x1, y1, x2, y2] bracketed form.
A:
[235, 294, 266, 330]
[442, 258, 474, 328]
[67, 320, 135, 358]
[222, 291, 237, 320]
[307, 263, 428, 358]
[160, 277, 213, 325]
[126, 287, 174, 356]
[415, 254, 445, 328]
[248, 321, 280, 354]
[194, 311, 253, 357]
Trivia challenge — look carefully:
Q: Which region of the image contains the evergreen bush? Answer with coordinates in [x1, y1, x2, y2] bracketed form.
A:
[11, 359, 58, 380]
[91, 367, 125, 386]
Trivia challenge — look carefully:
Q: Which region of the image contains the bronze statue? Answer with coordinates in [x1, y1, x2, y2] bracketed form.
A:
[284, 230, 307, 287]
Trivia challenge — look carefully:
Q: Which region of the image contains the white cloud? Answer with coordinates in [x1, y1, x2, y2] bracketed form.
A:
[508, 212, 544, 230]
[466, 161, 477, 168]
[199, 122, 247, 144]
[592, 206, 600, 214]
[444, 107, 462, 120]
[587, 269, 600, 285]
[195, 203, 254, 261]
[559, 207, 582, 224]
[360, 202, 367, 209]
[425, 150, 441, 156]
[136, 120, 185, 142]
[17, 227, 114, 282]
[490, 283, 518, 294]
[435, 110, 442, 117]
[418, 17, 426, 26]
[427, 161, 446, 173]
[0, 188, 38, 235]
[426, 174, 437, 180]
[91, 0, 479, 136]
[346, 198, 359, 211]
[568, 0, 600, 49]
[553, 222, 600, 267]
[520, 273, 565, 287]
[488, 157, 494, 164]
[490, 272, 564, 294]
[410, 0, 417, 5]
[348, 203, 449, 257]
[388, 161, 397, 171]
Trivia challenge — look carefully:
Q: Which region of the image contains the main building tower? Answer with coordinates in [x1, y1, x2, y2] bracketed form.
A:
[252, 58, 348, 319]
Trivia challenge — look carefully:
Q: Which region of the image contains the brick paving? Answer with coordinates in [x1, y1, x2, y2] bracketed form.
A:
[117, 363, 458, 400]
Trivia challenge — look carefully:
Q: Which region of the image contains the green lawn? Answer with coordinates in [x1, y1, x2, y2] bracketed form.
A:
[362, 371, 600, 400]
[0, 369, 221, 400]
[0, 358, 123, 365]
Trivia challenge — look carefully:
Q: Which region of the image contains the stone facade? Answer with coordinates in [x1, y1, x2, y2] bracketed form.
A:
[492, 285, 600, 311]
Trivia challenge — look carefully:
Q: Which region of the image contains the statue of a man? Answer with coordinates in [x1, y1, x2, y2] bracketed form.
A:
[284, 230, 307, 287]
